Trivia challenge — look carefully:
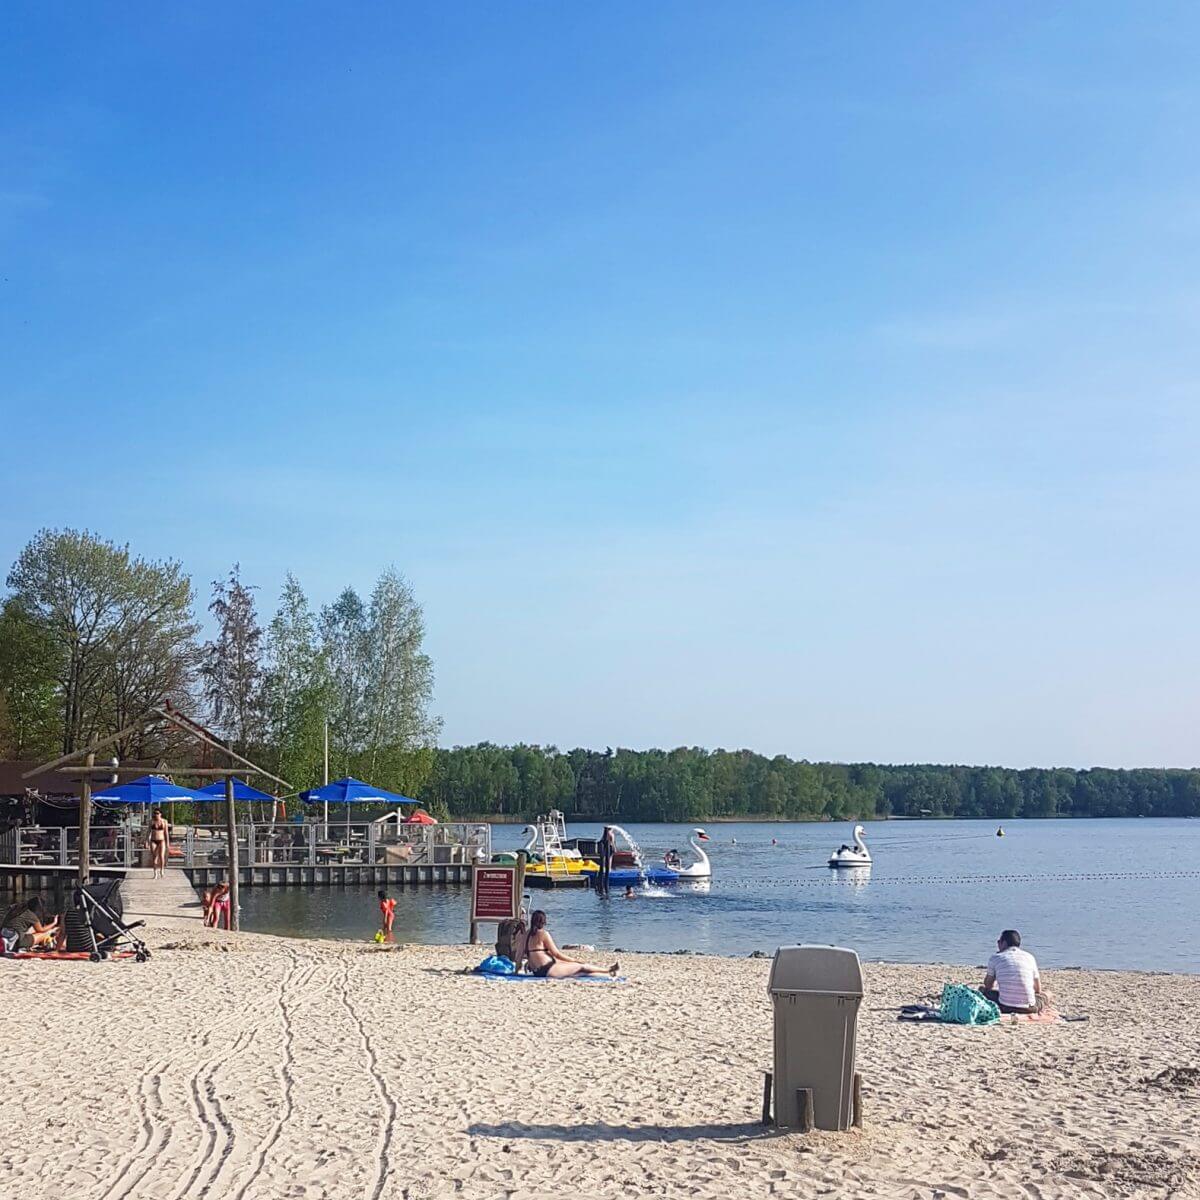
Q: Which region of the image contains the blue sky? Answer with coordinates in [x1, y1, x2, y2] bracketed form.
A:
[3, 5, 1198, 767]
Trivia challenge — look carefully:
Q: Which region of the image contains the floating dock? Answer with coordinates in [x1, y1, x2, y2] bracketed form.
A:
[525, 872, 591, 890]
[187, 862, 474, 887]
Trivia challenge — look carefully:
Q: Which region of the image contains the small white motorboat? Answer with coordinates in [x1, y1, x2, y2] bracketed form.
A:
[828, 824, 871, 868]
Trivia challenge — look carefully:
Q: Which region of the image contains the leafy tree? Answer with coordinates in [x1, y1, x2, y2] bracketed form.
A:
[319, 586, 370, 765]
[363, 568, 440, 773]
[5, 528, 198, 753]
[263, 574, 330, 787]
[0, 599, 60, 757]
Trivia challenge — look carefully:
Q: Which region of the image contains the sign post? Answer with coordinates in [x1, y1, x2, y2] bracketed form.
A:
[469, 852, 526, 945]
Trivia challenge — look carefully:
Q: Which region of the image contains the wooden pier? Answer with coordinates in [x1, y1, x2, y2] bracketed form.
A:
[121, 867, 204, 922]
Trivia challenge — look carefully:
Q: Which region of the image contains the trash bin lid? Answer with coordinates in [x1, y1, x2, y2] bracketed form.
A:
[767, 944, 864, 996]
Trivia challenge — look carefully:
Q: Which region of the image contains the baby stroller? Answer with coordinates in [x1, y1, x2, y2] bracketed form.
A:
[69, 879, 152, 962]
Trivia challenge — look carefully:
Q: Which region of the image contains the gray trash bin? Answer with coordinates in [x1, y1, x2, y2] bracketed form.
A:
[767, 944, 864, 1131]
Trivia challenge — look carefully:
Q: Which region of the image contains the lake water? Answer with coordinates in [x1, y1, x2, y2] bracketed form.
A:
[237, 818, 1200, 972]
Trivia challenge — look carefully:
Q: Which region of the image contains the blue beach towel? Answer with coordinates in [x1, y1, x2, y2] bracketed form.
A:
[474, 954, 516, 975]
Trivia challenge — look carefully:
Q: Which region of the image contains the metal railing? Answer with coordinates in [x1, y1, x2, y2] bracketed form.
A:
[0, 821, 491, 871]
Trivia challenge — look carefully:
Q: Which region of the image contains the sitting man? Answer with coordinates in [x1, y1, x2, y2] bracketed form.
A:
[981, 928, 1041, 1014]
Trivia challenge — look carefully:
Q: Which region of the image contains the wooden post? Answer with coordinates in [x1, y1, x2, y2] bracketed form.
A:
[852, 1073, 863, 1128]
[761, 1072, 773, 1126]
[795, 1088, 814, 1134]
[78, 752, 94, 887]
[225, 774, 240, 931]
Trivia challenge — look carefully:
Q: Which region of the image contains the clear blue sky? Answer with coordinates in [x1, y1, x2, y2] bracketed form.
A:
[3, 5, 1198, 767]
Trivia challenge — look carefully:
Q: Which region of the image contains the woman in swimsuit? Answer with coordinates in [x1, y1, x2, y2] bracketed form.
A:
[148, 807, 170, 878]
[524, 910, 618, 978]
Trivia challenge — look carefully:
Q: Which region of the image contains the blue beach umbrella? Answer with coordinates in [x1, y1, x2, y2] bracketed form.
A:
[198, 777, 280, 824]
[91, 774, 211, 805]
[298, 777, 417, 837]
[197, 777, 277, 804]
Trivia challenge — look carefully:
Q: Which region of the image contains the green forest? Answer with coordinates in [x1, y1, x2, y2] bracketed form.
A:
[2, 528, 1197, 824]
[421, 744, 1200, 822]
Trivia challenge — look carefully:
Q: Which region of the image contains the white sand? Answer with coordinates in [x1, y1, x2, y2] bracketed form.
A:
[2, 919, 1197, 1200]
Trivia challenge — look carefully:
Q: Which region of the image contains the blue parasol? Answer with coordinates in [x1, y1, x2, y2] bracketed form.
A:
[197, 777, 277, 804]
[91, 774, 211, 805]
[298, 777, 418, 806]
[299, 777, 417, 838]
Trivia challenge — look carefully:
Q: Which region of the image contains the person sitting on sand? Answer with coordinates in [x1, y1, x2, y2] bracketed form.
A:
[981, 929, 1041, 1014]
[6, 897, 58, 950]
[525, 910, 618, 978]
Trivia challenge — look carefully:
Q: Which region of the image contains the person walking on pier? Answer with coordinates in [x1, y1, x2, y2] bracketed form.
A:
[148, 807, 170, 879]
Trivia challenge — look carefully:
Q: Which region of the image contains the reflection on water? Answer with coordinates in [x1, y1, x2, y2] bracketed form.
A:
[236, 818, 1200, 972]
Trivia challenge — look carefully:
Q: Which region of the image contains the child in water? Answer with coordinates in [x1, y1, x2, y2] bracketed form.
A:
[377, 890, 396, 936]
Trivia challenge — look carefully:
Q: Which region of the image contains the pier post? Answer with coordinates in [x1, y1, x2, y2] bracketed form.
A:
[78, 753, 94, 887]
[224, 775, 241, 931]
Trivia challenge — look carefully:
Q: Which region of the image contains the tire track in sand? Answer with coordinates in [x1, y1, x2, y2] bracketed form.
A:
[165, 965, 290, 1200]
[169, 1026, 257, 1200]
[94, 1059, 169, 1200]
[338, 955, 400, 1200]
[228, 949, 319, 1200]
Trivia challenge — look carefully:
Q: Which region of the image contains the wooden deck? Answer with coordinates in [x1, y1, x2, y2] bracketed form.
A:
[120, 867, 204, 922]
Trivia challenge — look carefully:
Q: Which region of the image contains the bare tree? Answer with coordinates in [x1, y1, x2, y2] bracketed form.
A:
[202, 564, 266, 751]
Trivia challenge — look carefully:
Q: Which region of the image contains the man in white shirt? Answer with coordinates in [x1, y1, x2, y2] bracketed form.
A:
[981, 929, 1041, 1014]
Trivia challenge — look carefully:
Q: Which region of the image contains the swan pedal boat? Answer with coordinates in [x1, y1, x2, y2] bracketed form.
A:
[828, 824, 871, 868]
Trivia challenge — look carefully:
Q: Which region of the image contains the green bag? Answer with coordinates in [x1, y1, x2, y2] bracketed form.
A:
[939, 982, 1000, 1025]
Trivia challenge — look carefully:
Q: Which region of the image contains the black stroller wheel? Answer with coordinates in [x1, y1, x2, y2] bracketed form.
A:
[89, 951, 101, 962]
[136, 951, 147, 962]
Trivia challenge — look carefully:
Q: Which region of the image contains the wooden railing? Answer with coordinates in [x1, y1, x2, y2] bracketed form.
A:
[0, 821, 491, 871]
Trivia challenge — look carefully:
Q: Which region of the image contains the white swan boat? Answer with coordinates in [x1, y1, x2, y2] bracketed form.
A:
[663, 828, 711, 879]
[828, 824, 871, 868]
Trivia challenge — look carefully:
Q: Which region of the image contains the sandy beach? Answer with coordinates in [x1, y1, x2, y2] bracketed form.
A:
[2, 917, 1197, 1200]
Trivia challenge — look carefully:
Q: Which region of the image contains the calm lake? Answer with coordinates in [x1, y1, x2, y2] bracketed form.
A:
[237, 818, 1200, 972]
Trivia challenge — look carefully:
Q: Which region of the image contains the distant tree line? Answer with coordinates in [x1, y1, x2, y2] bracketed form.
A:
[418, 744, 1200, 822]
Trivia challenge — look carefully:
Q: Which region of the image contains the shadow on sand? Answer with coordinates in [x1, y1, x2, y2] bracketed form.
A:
[468, 1120, 778, 1144]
